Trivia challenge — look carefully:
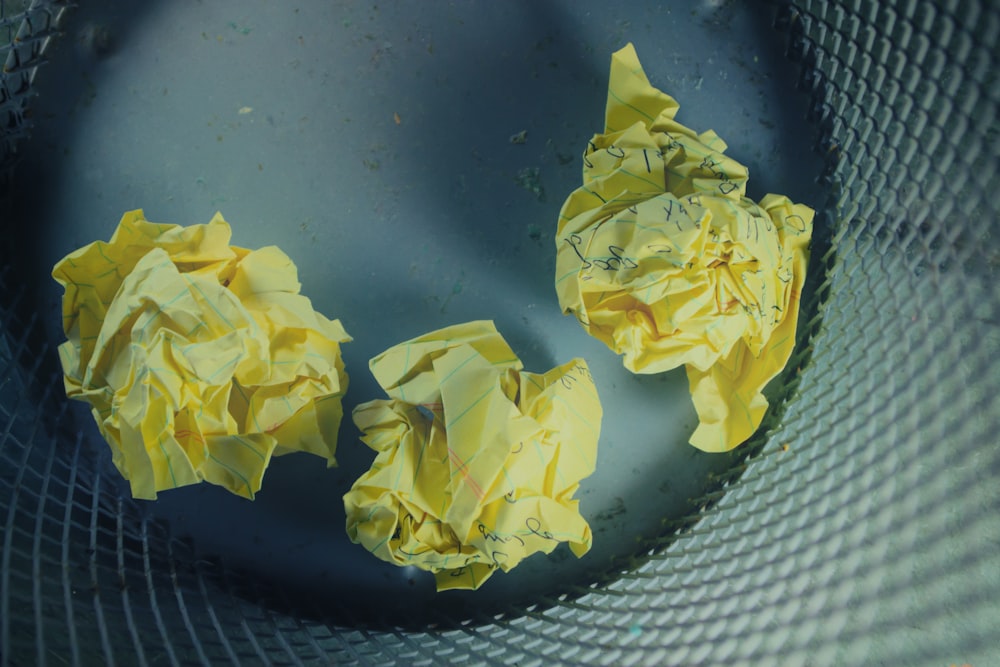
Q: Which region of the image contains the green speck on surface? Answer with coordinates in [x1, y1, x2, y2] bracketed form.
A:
[527, 224, 542, 241]
[509, 129, 528, 145]
[439, 278, 464, 313]
[629, 624, 642, 637]
[514, 166, 545, 202]
[228, 21, 252, 36]
[363, 158, 381, 171]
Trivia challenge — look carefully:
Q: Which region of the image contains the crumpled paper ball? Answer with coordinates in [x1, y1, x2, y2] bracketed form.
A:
[52, 210, 351, 499]
[555, 43, 814, 453]
[343, 321, 601, 591]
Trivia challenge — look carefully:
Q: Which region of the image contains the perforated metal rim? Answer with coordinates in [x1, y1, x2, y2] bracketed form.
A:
[2, 1, 998, 665]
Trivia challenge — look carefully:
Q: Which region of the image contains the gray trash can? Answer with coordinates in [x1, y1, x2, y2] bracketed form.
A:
[1, 1, 997, 665]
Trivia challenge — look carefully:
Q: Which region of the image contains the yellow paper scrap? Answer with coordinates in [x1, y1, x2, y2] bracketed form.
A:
[555, 43, 814, 453]
[343, 321, 601, 591]
[52, 210, 351, 500]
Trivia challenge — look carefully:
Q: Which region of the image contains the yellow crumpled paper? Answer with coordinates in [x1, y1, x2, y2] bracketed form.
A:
[343, 321, 601, 591]
[52, 210, 351, 500]
[555, 43, 814, 453]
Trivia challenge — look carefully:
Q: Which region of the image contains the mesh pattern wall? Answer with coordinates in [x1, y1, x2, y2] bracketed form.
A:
[1, 1, 998, 665]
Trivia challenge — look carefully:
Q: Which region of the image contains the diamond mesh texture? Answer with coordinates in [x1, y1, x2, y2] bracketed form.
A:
[1, 1, 998, 665]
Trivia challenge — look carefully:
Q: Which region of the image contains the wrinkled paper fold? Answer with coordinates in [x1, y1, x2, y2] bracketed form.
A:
[555, 43, 814, 452]
[344, 321, 601, 591]
[53, 210, 350, 499]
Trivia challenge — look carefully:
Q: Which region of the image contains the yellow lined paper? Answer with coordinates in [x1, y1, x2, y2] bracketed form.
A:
[344, 321, 601, 591]
[555, 44, 813, 452]
[53, 210, 351, 499]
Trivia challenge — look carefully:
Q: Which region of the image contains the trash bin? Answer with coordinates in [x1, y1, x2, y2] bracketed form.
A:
[1, 1, 997, 664]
